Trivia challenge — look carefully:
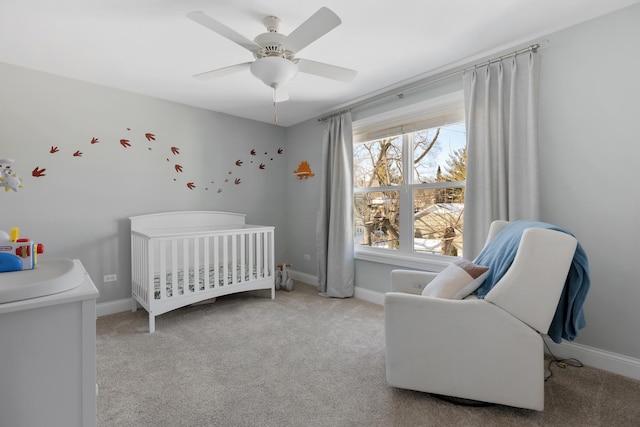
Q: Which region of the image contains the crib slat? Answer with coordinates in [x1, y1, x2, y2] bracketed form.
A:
[240, 232, 246, 284]
[256, 233, 264, 277]
[222, 235, 229, 286]
[203, 237, 210, 289]
[213, 236, 219, 289]
[231, 234, 237, 285]
[182, 238, 189, 294]
[248, 231, 255, 280]
[263, 231, 268, 278]
[171, 240, 178, 296]
[159, 240, 167, 300]
[193, 237, 200, 292]
[268, 231, 273, 278]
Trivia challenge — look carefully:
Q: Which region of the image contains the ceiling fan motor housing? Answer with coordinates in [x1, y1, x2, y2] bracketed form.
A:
[253, 32, 294, 60]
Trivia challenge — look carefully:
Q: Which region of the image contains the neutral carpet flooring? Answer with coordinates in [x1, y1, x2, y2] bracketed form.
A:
[97, 282, 640, 426]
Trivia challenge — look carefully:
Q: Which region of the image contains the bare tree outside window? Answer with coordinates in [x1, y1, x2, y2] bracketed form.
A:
[354, 123, 466, 256]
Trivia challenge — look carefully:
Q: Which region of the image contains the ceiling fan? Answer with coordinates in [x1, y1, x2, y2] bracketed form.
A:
[186, 7, 357, 103]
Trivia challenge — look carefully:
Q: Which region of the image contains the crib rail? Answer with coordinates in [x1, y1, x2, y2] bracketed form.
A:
[131, 227, 274, 307]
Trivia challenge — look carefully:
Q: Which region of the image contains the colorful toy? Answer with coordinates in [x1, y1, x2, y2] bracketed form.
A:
[0, 228, 44, 272]
[0, 158, 24, 192]
[275, 263, 293, 291]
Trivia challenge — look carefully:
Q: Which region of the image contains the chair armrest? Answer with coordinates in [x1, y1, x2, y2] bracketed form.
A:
[384, 292, 545, 409]
[384, 292, 542, 363]
[390, 269, 439, 294]
[384, 292, 532, 337]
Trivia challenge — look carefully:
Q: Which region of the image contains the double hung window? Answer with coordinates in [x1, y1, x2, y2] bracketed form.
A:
[353, 94, 466, 265]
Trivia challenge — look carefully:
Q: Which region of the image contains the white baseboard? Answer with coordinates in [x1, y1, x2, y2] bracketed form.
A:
[288, 270, 318, 287]
[288, 271, 383, 306]
[354, 286, 385, 305]
[97, 298, 133, 317]
[287, 270, 384, 307]
[357, 287, 640, 381]
[543, 337, 640, 381]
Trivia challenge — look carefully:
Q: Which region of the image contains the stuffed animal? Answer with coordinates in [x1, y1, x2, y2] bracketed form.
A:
[0, 158, 24, 192]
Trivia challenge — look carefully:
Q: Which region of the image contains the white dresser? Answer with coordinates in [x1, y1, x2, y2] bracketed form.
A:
[0, 259, 99, 427]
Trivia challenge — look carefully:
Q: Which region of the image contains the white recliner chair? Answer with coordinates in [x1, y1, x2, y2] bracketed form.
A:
[384, 220, 577, 411]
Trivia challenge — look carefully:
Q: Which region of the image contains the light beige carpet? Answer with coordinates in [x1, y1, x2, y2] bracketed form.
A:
[97, 283, 640, 426]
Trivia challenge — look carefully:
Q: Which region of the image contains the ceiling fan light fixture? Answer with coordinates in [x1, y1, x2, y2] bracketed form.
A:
[250, 57, 298, 89]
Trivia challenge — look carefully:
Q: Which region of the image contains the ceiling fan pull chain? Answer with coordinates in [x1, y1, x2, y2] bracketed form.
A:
[273, 88, 278, 122]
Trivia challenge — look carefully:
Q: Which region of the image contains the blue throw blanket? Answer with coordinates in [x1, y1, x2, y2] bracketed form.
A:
[474, 221, 590, 343]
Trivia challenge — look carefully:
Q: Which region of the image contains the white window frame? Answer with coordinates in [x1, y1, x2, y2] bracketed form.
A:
[353, 92, 465, 271]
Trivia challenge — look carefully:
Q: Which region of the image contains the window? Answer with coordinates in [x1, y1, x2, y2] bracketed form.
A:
[353, 94, 466, 265]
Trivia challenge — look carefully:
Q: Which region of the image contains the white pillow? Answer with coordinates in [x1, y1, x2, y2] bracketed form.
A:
[421, 260, 489, 300]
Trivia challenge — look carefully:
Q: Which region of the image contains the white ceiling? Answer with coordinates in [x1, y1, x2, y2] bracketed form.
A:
[1, 0, 638, 127]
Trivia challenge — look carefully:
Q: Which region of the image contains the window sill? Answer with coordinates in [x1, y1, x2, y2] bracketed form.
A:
[354, 249, 452, 272]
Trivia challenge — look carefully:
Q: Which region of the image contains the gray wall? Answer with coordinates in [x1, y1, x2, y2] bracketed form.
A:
[285, 3, 640, 361]
[0, 62, 288, 304]
[537, 5, 640, 359]
[283, 118, 325, 279]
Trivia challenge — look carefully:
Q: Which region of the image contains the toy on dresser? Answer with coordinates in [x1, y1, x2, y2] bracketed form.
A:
[0, 228, 44, 272]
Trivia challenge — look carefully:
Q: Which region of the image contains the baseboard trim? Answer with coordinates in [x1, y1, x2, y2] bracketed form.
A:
[354, 286, 385, 305]
[357, 287, 640, 381]
[543, 337, 640, 381]
[288, 270, 318, 287]
[288, 271, 384, 306]
[97, 298, 132, 317]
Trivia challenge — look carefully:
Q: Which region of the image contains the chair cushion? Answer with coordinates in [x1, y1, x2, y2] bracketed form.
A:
[421, 260, 489, 299]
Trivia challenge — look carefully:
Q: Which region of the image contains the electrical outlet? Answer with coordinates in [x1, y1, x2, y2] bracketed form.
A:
[104, 274, 117, 283]
[304, 254, 311, 261]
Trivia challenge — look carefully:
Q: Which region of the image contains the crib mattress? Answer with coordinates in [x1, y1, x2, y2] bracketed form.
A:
[153, 265, 262, 299]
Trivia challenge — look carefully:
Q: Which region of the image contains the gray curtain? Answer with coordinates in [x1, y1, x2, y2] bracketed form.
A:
[316, 112, 354, 298]
[463, 50, 540, 259]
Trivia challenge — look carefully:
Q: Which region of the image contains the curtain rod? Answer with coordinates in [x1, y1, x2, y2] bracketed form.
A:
[317, 43, 540, 122]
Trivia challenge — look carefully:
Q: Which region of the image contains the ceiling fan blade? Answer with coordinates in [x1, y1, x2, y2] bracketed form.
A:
[186, 11, 261, 53]
[283, 7, 341, 53]
[273, 85, 290, 103]
[297, 59, 357, 82]
[194, 62, 253, 80]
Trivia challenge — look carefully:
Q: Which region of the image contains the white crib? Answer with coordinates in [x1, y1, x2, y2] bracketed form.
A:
[130, 211, 275, 332]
